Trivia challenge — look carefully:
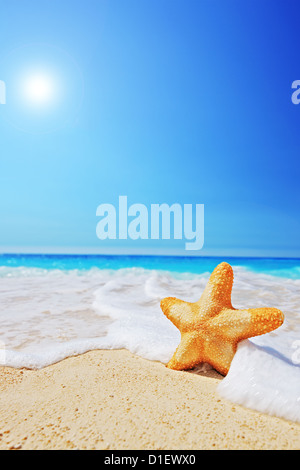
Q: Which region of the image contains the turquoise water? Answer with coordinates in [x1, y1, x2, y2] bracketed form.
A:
[0, 253, 300, 278]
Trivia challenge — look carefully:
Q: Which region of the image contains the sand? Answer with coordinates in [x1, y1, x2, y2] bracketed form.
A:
[0, 348, 299, 450]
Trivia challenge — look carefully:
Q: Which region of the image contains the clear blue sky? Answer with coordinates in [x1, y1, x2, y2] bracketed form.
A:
[0, 0, 299, 257]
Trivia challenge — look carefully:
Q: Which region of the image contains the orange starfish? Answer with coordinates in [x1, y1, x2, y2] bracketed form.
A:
[160, 262, 284, 375]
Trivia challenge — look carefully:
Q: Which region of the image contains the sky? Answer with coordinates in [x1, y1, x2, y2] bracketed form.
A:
[0, 0, 299, 257]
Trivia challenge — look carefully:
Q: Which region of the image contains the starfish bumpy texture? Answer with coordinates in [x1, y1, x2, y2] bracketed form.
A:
[160, 262, 284, 375]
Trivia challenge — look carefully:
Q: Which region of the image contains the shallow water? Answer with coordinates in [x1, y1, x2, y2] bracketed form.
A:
[0, 254, 299, 423]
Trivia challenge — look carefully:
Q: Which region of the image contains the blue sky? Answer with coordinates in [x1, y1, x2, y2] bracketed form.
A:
[0, 0, 299, 257]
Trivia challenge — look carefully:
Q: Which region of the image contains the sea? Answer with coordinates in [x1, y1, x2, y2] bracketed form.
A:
[0, 253, 299, 424]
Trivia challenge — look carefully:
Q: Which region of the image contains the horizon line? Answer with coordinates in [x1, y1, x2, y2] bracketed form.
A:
[0, 246, 299, 260]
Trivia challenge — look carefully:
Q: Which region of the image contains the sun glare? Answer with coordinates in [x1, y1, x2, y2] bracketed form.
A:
[24, 74, 54, 105]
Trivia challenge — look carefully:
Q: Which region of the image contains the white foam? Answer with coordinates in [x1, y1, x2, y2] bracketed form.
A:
[218, 337, 300, 423]
[0, 265, 300, 423]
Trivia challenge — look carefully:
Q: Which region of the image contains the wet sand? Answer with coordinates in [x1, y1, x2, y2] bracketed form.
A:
[0, 348, 299, 450]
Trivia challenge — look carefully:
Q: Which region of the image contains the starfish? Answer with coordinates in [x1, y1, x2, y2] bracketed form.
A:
[160, 262, 284, 376]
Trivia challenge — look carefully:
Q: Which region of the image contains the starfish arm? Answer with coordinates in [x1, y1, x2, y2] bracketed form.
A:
[199, 262, 234, 309]
[202, 336, 236, 376]
[160, 297, 197, 329]
[167, 332, 204, 370]
[208, 307, 284, 342]
[237, 307, 284, 340]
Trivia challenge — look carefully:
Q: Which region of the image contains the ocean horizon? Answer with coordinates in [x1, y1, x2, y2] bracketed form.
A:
[1, 252, 300, 277]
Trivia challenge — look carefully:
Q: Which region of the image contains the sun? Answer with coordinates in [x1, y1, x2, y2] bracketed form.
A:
[23, 74, 54, 105]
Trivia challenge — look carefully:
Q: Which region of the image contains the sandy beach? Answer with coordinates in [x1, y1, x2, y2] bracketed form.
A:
[0, 348, 299, 450]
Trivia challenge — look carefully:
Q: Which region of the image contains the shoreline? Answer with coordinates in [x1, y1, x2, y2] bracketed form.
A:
[0, 349, 299, 450]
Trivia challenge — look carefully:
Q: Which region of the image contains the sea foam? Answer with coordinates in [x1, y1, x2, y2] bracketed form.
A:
[0, 265, 299, 423]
